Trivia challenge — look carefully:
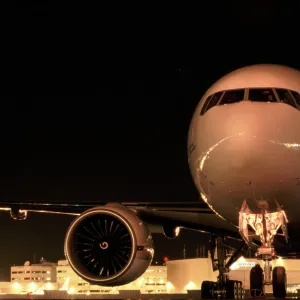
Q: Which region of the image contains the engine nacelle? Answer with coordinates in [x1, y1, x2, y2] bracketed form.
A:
[10, 208, 27, 220]
[64, 203, 154, 286]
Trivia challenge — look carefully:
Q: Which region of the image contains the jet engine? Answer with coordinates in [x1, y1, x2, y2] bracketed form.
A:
[64, 203, 154, 286]
[10, 208, 27, 220]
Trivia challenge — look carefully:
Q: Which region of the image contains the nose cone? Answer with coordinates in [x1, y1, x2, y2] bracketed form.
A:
[206, 133, 300, 220]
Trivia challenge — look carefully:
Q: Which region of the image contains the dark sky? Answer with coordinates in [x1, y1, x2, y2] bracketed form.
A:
[1, 1, 299, 277]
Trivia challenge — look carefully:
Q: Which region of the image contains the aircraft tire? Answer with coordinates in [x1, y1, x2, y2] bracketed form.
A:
[272, 266, 287, 298]
[250, 264, 264, 297]
[201, 280, 215, 299]
[226, 280, 239, 299]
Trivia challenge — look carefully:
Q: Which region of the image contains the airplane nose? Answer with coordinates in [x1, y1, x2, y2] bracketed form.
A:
[198, 101, 300, 186]
[222, 102, 279, 139]
[197, 103, 300, 220]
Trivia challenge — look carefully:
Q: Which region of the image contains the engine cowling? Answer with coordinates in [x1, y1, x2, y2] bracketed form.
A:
[10, 208, 27, 220]
[64, 203, 154, 286]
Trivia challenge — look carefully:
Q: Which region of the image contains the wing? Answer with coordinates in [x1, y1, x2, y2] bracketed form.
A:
[0, 200, 239, 238]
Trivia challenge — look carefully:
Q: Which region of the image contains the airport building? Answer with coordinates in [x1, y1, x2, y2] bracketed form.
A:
[10, 258, 57, 283]
[0, 259, 167, 295]
[0, 256, 300, 296]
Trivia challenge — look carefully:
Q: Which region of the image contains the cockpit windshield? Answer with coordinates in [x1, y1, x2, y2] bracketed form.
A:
[291, 90, 300, 106]
[248, 88, 277, 102]
[200, 87, 300, 116]
[276, 89, 297, 108]
[200, 92, 223, 115]
[219, 89, 244, 105]
[205, 92, 223, 113]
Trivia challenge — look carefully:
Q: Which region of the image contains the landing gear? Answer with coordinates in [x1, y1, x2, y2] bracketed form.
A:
[226, 280, 244, 299]
[201, 281, 215, 299]
[201, 279, 244, 299]
[201, 235, 247, 299]
[239, 199, 289, 298]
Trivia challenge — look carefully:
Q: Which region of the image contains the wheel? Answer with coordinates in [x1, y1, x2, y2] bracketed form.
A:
[272, 266, 287, 298]
[237, 281, 244, 299]
[226, 280, 239, 299]
[250, 264, 264, 297]
[201, 280, 215, 299]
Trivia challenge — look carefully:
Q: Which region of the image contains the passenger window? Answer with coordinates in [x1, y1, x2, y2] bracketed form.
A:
[276, 89, 297, 108]
[205, 92, 223, 113]
[249, 88, 277, 102]
[291, 90, 300, 106]
[219, 89, 244, 105]
[200, 95, 212, 115]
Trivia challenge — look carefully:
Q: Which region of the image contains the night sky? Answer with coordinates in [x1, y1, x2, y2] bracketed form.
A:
[2, 1, 299, 278]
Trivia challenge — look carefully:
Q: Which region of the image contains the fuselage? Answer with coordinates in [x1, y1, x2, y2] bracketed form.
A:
[188, 65, 300, 255]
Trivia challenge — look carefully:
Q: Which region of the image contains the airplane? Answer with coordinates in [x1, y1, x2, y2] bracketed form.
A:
[1, 64, 300, 299]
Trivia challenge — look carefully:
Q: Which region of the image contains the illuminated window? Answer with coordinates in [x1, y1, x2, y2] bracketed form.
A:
[249, 88, 277, 102]
[276, 89, 297, 108]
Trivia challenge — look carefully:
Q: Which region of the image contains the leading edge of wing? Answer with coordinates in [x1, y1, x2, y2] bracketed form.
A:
[0, 200, 239, 238]
[0, 201, 211, 216]
[136, 209, 240, 238]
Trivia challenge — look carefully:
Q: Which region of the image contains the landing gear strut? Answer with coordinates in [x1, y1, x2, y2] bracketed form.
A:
[240, 199, 288, 298]
[201, 235, 248, 299]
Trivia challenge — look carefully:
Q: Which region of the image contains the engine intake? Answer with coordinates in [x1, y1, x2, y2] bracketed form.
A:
[64, 203, 154, 286]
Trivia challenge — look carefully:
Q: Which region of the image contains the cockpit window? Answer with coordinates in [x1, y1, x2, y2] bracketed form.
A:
[249, 88, 277, 102]
[205, 92, 223, 113]
[291, 90, 300, 106]
[219, 89, 244, 105]
[276, 89, 297, 108]
[200, 95, 212, 115]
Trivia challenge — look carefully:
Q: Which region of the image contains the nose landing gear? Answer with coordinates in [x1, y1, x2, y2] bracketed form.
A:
[240, 200, 289, 298]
